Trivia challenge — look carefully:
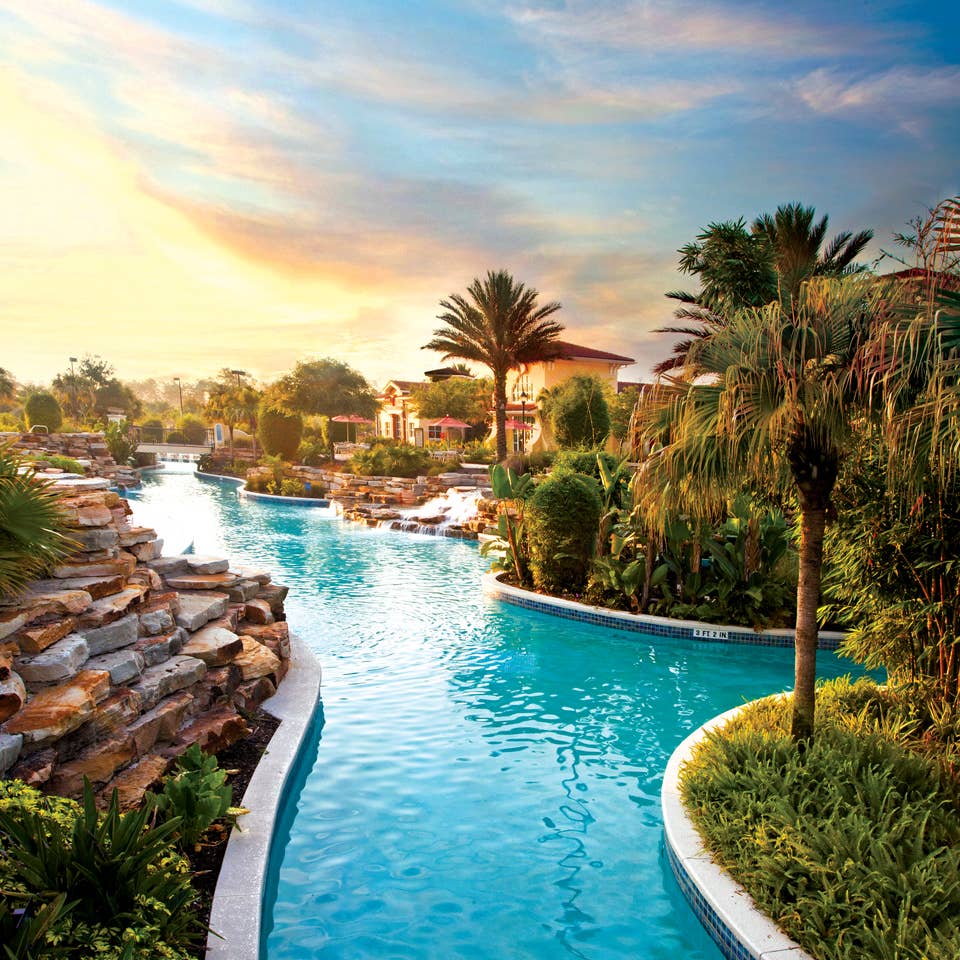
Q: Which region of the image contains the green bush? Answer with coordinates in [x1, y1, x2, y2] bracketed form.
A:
[165, 430, 186, 444]
[297, 438, 329, 467]
[151, 744, 233, 850]
[553, 448, 619, 482]
[0, 410, 24, 431]
[546, 376, 610, 448]
[30, 454, 86, 474]
[24, 392, 63, 432]
[176, 414, 207, 445]
[348, 443, 432, 478]
[258, 404, 303, 459]
[525, 472, 602, 593]
[682, 679, 960, 960]
[0, 780, 202, 958]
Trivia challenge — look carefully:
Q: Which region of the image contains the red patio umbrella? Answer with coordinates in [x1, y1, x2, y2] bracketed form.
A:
[331, 414, 373, 442]
[502, 418, 532, 430]
[431, 414, 471, 443]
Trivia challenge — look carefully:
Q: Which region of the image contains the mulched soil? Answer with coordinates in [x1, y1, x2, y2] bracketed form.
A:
[187, 708, 281, 958]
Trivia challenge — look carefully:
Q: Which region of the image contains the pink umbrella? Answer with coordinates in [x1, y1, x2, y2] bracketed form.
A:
[431, 415, 471, 443]
[331, 414, 373, 442]
[503, 418, 532, 431]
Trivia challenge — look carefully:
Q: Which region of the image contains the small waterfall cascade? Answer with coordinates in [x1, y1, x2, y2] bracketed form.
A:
[379, 486, 485, 538]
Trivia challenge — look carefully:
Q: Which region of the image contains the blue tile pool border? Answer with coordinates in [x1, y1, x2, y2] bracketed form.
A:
[482, 572, 843, 651]
[661, 704, 813, 960]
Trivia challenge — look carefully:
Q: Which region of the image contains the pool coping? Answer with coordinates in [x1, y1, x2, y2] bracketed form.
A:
[482, 572, 845, 650]
[662, 702, 813, 960]
[205, 632, 323, 960]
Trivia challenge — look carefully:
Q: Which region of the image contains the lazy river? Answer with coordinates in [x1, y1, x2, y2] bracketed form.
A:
[131, 466, 857, 960]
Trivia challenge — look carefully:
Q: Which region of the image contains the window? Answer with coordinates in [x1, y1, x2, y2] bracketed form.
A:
[391, 414, 401, 439]
[428, 424, 442, 441]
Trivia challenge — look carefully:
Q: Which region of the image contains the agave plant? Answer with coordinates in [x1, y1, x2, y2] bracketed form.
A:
[0, 443, 78, 598]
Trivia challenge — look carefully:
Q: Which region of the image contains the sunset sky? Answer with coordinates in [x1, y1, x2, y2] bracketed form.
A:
[1, 0, 958, 389]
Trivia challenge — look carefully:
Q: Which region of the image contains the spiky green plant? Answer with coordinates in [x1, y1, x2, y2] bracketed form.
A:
[0, 443, 78, 598]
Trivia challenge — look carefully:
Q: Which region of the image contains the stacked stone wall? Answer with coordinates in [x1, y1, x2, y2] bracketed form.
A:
[0, 476, 291, 807]
[2, 431, 139, 487]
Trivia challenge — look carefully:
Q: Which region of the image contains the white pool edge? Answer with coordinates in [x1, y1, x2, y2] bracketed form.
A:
[482, 571, 845, 650]
[661, 703, 814, 960]
[206, 632, 322, 960]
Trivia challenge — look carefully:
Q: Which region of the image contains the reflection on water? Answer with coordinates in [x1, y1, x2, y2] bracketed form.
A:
[134, 470, 858, 960]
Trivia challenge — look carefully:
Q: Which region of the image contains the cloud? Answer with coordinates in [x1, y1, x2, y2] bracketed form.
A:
[503, 0, 885, 58]
[795, 65, 960, 130]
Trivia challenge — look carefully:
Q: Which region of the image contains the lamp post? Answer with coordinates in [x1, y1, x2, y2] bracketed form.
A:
[173, 377, 183, 417]
[69, 356, 77, 420]
[230, 369, 246, 389]
[520, 390, 528, 453]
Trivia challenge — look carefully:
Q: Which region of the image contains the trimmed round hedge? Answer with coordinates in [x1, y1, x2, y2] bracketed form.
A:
[258, 404, 303, 459]
[525, 472, 602, 593]
[24, 392, 63, 432]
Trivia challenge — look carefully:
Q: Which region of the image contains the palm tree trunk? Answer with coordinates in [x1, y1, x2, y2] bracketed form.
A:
[791, 503, 827, 742]
[494, 375, 508, 463]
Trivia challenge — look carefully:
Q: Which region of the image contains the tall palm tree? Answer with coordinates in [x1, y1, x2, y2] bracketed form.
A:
[0, 444, 78, 597]
[656, 206, 873, 374]
[424, 270, 563, 462]
[636, 277, 888, 742]
[752, 202, 874, 309]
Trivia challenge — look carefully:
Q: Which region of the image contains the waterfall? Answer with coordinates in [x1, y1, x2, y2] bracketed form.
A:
[378, 487, 485, 538]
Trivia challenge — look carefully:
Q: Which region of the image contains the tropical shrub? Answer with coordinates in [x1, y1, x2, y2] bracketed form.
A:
[459, 440, 496, 464]
[165, 430, 186, 444]
[823, 431, 960, 705]
[151, 744, 233, 850]
[0, 444, 78, 596]
[104, 420, 136, 465]
[0, 780, 202, 958]
[297, 438, 329, 467]
[141, 417, 165, 442]
[552, 448, 622, 484]
[480, 463, 535, 585]
[348, 443, 432, 478]
[0, 410, 24, 431]
[682, 679, 960, 960]
[176, 414, 207, 445]
[525, 472, 601, 593]
[24, 392, 63, 432]
[258, 404, 303, 459]
[543, 376, 610, 448]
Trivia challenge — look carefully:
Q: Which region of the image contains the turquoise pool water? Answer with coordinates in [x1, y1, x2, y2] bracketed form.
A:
[133, 467, 858, 960]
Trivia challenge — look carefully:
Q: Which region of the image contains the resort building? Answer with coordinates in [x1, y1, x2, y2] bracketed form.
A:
[376, 341, 635, 451]
[502, 340, 635, 452]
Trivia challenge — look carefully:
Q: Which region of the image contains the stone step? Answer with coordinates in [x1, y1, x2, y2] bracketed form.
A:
[86, 648, 145, 686]
[0, 671, 26, 723]
[70, 527, 120, 552]
[174, 592, 229, 631]
[132, 656, 206, 711]
[48, 733, 136, 797]
[3, 670, 111, 747]
[147, 556, 190, 577]
[78, 587, 147, 630]
[16, 634, 89, 685]
[14, 616, 78, 655]
[181, 625, 243, 667]
[33, 575, 126, 601]
[117, 527, 158, 547]
[164, 572, 239, 591]
[138, 604, 176, 637]
[51, 555, 136, 580]
[127, 691, 194, 755]
[185, 556, 230, 575]
[229, 565, 271, 585]
[134, 629, 186, 667]
[227, 579, 260, 602]
[0, 732, 22, 776]
[234, 635, 281, 681]
[130, 539, 163, 562]
[78, 613, 140, 657]
[100, 754, 171, 811]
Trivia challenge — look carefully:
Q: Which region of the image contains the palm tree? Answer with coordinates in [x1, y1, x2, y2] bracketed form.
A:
[656, 206, 873, 374]
[424, 270, 563, 462]
[205, 383, 244, 462]
[752, 202, 874, 309]
[0, 443, 78, 597]
[636, 277, 888, 742]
